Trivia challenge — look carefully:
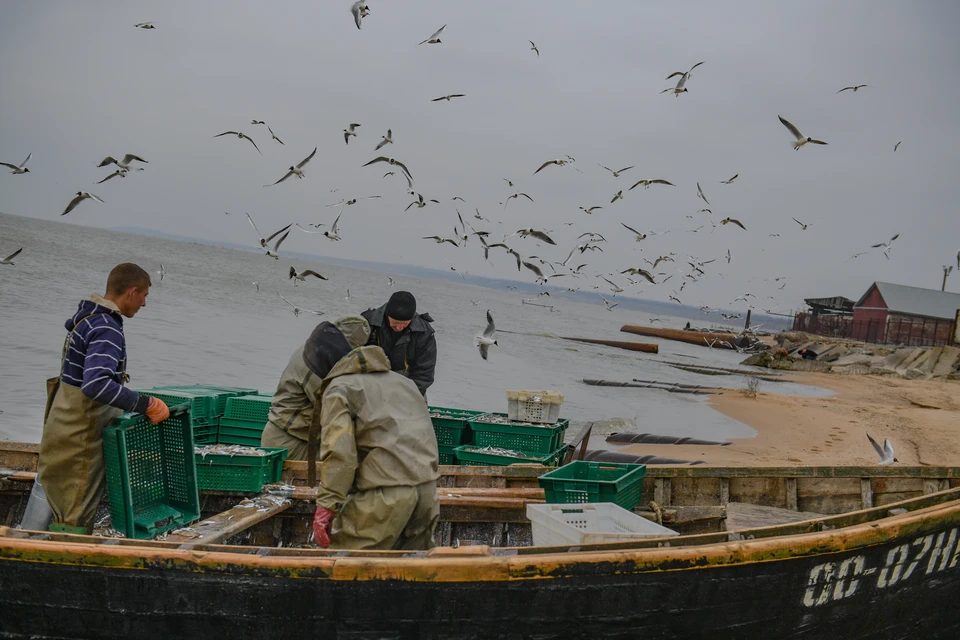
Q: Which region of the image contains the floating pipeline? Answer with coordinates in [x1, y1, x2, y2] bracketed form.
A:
[581, 449, 706, 465]
[620, 324, 738, 349]
[582, 379, 720, 395]
[558, 336, 658, 353]
[606, 433, 733, 446]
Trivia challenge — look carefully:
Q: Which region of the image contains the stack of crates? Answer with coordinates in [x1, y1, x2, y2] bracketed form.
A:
[133, 387, 227, 444]
[463, 412, 569, 467]
[194, 446, 288, 492]
[428, 406, 485, 465]
[218, 394, 273, 446]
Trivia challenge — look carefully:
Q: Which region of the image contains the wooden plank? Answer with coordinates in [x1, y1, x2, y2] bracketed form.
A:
[725, 502, 826, 532]
[924, 479, 950, 495]
[729, 477, 785, 508]
[785, 478, 798, 511]
[719, 478, 730, 506]
[640, 466, 960, 479]
[670, 477, 722, 507]
[861, 478, 874, 509]
[164, 499, 292, 545]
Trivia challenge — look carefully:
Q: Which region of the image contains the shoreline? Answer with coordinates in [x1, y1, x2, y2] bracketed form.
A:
[617, 372, 960, 467]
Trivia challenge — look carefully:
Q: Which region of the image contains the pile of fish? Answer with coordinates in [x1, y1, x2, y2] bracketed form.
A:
[471, 414, 552, 428]
[459, 445, 529, 459]
[195, 444, 271, 459]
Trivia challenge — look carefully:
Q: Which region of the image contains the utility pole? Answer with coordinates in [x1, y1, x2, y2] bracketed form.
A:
[943, 265, 953, 292]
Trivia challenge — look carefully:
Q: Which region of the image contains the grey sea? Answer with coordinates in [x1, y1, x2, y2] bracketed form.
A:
[0, 212, 823, 444]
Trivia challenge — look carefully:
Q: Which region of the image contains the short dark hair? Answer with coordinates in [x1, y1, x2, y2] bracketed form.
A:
[106, 263, 151, 294]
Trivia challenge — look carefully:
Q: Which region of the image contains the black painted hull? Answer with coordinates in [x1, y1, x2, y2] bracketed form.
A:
[3, 513, 960, 639]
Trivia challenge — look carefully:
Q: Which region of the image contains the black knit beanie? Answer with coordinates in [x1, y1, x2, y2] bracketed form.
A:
[302, 322, 352, 378]
[384, 291, 416, 321]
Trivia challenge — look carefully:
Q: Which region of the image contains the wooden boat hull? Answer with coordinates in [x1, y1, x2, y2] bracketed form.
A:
[621, 324, 738, 348]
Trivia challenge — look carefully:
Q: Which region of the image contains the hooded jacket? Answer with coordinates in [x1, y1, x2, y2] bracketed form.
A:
[60, 294, 150, 414]
[361, 304, 437, 396]
[315, 345, 439, 510]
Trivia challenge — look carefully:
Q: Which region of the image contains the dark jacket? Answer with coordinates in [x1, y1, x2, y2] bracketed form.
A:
[361, 304, 436, 396]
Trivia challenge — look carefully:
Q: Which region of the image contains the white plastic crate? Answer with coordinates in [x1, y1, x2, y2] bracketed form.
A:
[506, 390, 563, 424]
[526, 503, 678, 546]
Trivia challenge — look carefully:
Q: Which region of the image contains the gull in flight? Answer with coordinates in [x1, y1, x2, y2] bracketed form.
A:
[644, 255, 673, 269]
[610, 190, 624, 203]
[264, 230, 290, 259]
[845, 251, 868, 262]
[1, 248, 23, 266]
[251, 119, 266, 125]
[375, 129, 393, 151]
[778, 115, 828, 149]
[516, 229, 556, 245]
[579, 206, 602, 214]
[598, 164, 634, 178]
[661, 72, 691, 96]
[696, 182, 710, 206]
[289, 266, 328, 284]
[620, 223, 647, 242]
[726, 248, 732, 264]
[620, 268, 656, 285]
[629, 179, 674, 191]
[476, 310, 498, 360]
[601, 296, 619, 311]
[134, 22, 155, 29]
[894, 141, 902, 152]
[350, 1, 370, 29]
[665, 61, 704, 82]
[534, 158, 579, 174]
[792, 217, 811, 231]
[60, 192, 104, 216]
[431, 94, 466, 102]
[669, 295, 682, 304]
[363, 156, 413, 188]
[96, 169, 129, 184]
[266, 147, 317, 186]
[343, 123, 361, 145]
[504, 192, 533, 209]
[253, 281, 260, 292]
[277, 291, 323, 317]
[98, 153, 148, 170]
[246, 213, 292, 248]
[600, 276, 624, 294]
[423, 235, 460, 247]
[406, 193, 439, 211]
[267, 126, 284, 145]
[956, 248, 960, 270]
[522, 261, 547, 284]
[721, 217, 747, 230]
[324, 212, 344, 241]
[445, 258, 466, 280]
[1, 152, 32, 174]
[213, 131, 261, 154]
[471, 299, 482, 306]
[529, 41, 539, 57]
[156, 264, 166, 282]
[720, 174, 739, 184]
[871, 233, 899, 259]
[418, 24, 446, 45]
[387, 277, 395, 287]
[837, 84, 869, 93]
[866, 432, 897, 465]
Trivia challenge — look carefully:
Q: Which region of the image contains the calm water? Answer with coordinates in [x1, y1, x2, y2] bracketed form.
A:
[0, 212, 826, 444]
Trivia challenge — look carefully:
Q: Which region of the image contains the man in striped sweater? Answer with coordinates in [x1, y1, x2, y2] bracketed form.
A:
[37, 263, 170, 533]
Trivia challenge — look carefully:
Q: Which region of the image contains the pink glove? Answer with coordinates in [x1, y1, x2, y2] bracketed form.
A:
[145, 397, 170, 424]
[313, 506, 335, 549]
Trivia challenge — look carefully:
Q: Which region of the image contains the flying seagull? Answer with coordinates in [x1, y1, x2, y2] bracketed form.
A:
[894, 141, 902, 152]
[620, 268, 656, 284]
[529, 41, 539, 56]
[720, 174, 739, 184]
[60, 192, 103, 216]
[620, 223, 647, 242]
[792, 217, 811, 231]
[837, 84, 869, 93]
[1, 152, 32, 174]
[516, 229, 556, 245]
[343, 123, 361, 145]
[610, 190, 624, 203]
[289, 266, 328, 284]
[629, 178, 674, 191]
[696, 182, 710, 206]
[661, 72, 691, 96]
[423, 235, 460, 247]
[866, 432, 897, 465]
[598, 164, 634, 178]
[251, 119, 266, 125]
[601, 296, 619, 312]
[476, 310, 498, 360]
[431, 94, 466, 102]
[264, 230, 290, 259]
[247, 213, 292, 248]
[213, 131, 261, 154]
[579, 206, 602, 214]
[504, 192, 533, 209]
[375, 129, 393, 151]
[96, 169, 128, 184]
[350, 1, 369, 29]
[522, 261, 547, 284]
[267, 126, 284, 145]
[156, 264, 166, 282]
[134, 22, 155, 29]
[721, 217, 747, 230]
[266, 147, 317, 186]
[418, 24, 446, 45]
[98, 153, 148, 170]
[324, 212, 344, 241]
[871, 234, 899, 258]
[1, 247, 23, 265]
[778, 115, 828, 149]
[277, 291, 323, 317]
[533, 158, 574, 174]
[363, 156, 413, 188]
[665, 61, 704, 81]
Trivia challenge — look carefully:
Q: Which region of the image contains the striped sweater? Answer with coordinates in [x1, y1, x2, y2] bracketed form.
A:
[60, 295, 150, 414]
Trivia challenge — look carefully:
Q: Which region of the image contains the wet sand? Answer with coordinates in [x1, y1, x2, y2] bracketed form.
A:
[619, 372, 960, 467]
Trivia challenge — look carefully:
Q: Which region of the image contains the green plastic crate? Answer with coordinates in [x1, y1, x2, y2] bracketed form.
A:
[427, 406, 485, 447]
[102, 406, 200, 539]
[454, 444, 567, 467]
[216, 432, 264, 447]
[538, 461, 647, 510]
[194, 447, 288, 492]
[133, 388, 219, 422]
[154, 385, 259, 416]
[438, 444, 458, 465]
[224, 395, 273, 424]
[467, 413, 569, 455]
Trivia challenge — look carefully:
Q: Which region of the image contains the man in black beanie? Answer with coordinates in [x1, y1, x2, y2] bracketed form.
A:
[361, 291, 436, 396]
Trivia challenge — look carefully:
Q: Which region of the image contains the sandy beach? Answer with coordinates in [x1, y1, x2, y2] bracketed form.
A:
[619, 372, 960, 467]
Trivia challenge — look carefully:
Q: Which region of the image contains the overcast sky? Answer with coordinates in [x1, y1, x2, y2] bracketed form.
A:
[2, 1, 959, 312]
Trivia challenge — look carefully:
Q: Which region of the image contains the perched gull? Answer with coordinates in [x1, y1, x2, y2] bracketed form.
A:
[375, 129, 393, 151]
[837, 84, 869, 93]
[264, 230, 290, 259]
[60, 192, 104, 216]
[266, 147, 317, 186]
[350, 1, 370, 29]
[696, 182, 710, 206]
[431, 94, 466, 102]
[598, 164, 634, 178]
[629, 179, 674, 191]
[289, 266, 328, 284]
[792, 217, 811, 231]
[418, 24, 446, 45]
[476, 310, 498, 360]
[1, 247, 23, 266]
[98, 153, 147, 170]
[620, 223, 647, 242]
[1, 152, 32, 174]
[324, 212, 344, 241]
[343, 123, 361, 145]
[720, 174, 739, 184]
[96, 169, 128, 184]
[529, 41, 539, 56]
[213, 131, 261, 154]
[363, 156, 413, 188]
[721, 217, 747, 230]
[516, 229, 556, 245]
[246, 213, 292, 248]
[866, 432, 897, 465]
[277, 291, 323, 317]
[871, 233, 899, 259]
[267, 126, 284, 145]
[778, 115, 828, 149]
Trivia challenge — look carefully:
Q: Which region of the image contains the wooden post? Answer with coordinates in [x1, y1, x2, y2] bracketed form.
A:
[860, 478, 874, 509]
[784, 478, 798, 511]
[744, 309, 752, 331]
